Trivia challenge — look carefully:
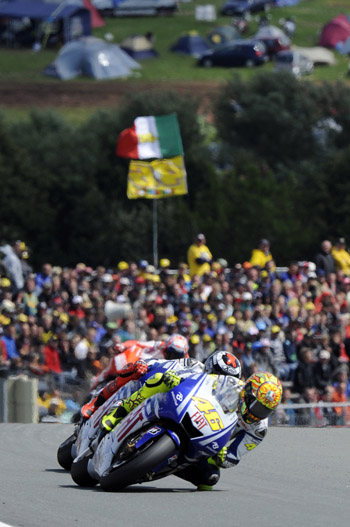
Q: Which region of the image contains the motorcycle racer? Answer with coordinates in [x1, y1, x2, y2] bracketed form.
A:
[81, 350, 241, 420]
[89, 334, 189, 391]
[99, 370, 282, 491]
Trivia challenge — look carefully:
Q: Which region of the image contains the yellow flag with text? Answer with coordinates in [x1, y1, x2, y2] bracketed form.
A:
[127, 156, 188, 199]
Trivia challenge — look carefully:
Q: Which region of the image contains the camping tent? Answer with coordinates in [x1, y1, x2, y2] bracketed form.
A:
[292, 46, 337, 65]
[254, 25, 290, 41]
[319, 15, 350, 51]
[170, 32, 210, 57]
[0, 0, 92, 45]
[42, 0, 105, 28]
[207, 25, 241, 47]
[43, 36, 141, 79]
[120, 34, 158, 59]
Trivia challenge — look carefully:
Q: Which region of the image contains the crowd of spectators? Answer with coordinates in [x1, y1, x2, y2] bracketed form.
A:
[0, 235, 350, 426]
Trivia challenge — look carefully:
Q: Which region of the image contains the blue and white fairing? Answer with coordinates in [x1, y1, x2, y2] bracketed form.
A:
[89, 372, 239, 481]
[143, 373, 238, 459]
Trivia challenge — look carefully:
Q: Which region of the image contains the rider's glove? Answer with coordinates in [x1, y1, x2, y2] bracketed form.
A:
[132, 360, 148, 379]
[119, 360, 148, 379]
[163, 371, 182, 390]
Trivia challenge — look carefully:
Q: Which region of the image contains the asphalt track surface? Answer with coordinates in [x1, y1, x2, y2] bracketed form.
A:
[0, 424, 349, 527]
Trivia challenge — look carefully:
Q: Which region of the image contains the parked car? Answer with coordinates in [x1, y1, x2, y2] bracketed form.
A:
[113, 0, 178, 16]
[253, 25, 291, 57]
[274, 50, 314, 78]
[198, 39, 268, 67]
[220, 0, 271, 16]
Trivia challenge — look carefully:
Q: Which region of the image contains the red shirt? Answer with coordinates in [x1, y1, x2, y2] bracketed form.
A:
[43, 343, 62, 374]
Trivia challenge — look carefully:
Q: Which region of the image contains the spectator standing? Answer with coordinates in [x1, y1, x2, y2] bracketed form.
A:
[331, 237, 350, 277]
[187, 234, 213, 278]
[0, 241, 25, 293]
[249, 239, 273, 270]
[314, 240, 336, 278]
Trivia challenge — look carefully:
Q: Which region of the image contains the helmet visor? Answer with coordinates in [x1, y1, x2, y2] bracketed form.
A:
[248, 399, 273, 420]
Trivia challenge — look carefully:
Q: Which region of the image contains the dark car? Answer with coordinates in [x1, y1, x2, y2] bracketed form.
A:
[220, 0, 271, 16]
[198, 39, 267, 67]
[113, 0, 178, 16]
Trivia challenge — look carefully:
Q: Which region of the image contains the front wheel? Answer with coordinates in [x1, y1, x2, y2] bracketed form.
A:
[71, 454, 98, 487]
[57, 434, 76, 470]
[100, 434, 177, 492]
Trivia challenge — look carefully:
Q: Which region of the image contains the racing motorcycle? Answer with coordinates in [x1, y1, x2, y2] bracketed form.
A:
[70, 372, 240, 491]
[57, 358, 194, 471]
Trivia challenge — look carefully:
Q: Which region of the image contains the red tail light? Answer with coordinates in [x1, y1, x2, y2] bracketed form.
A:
[255, 49, 263, 57]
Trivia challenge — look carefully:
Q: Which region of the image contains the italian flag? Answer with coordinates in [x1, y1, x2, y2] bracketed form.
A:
[116, 114, 184, 160]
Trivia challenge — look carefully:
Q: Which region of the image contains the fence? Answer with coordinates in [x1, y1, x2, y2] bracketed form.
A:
[270, 401, 350, 427]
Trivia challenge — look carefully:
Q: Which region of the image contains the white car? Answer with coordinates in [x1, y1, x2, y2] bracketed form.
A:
[274, 50, 314, 78]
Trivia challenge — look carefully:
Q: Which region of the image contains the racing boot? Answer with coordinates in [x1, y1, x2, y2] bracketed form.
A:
[100, 370, 182, 433]
[81, 361, 149, 420]
[196, 457, 221, 491]
[81, 394, 105, 419]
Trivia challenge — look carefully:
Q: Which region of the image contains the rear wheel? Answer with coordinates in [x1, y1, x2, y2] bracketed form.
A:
[100, 434, 177, 492]
[57, 434, 75, 471]
[245, 59, 255, 67]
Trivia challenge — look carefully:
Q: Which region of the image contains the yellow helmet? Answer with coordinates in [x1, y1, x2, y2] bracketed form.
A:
[240, 372, 282, 424]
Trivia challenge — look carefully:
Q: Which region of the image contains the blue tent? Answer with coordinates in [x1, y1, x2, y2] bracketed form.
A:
[170, 32, 210, 58]
[0, 0, 91, 45]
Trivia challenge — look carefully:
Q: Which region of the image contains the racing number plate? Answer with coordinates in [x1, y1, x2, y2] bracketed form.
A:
[191, 397, 224, 431]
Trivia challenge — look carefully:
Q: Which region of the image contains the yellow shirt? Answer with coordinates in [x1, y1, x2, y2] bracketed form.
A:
[332, 247, 350, 275]
[250, 248, 273, 269]
[187, 244, 212, 277]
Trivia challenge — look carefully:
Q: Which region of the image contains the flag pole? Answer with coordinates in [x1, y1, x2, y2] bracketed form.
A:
[153, 199, 158, 268]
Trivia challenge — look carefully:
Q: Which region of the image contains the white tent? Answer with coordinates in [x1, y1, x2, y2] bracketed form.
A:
[255, 25, 290, 43]
[43, 36, 141, 80]
[292, 46, 337, 65]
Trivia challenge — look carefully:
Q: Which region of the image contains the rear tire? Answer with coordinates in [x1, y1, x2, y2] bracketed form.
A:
[57, 434, 75, 471]
[245, 59, 254, 67]
[71, 454, 98, 487]
[100, 434, 177, 492]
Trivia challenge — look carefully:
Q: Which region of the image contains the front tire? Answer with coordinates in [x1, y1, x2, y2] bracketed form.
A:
[100, 434, 177, 492]
[57, 434, 76, 470]
[71, 454, 98, 487]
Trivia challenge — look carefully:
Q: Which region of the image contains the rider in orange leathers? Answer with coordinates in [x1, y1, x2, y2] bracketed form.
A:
[82, 334, 189, 418]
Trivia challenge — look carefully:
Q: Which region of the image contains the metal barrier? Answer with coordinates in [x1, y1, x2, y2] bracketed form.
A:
[271, 401, 350, 427]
